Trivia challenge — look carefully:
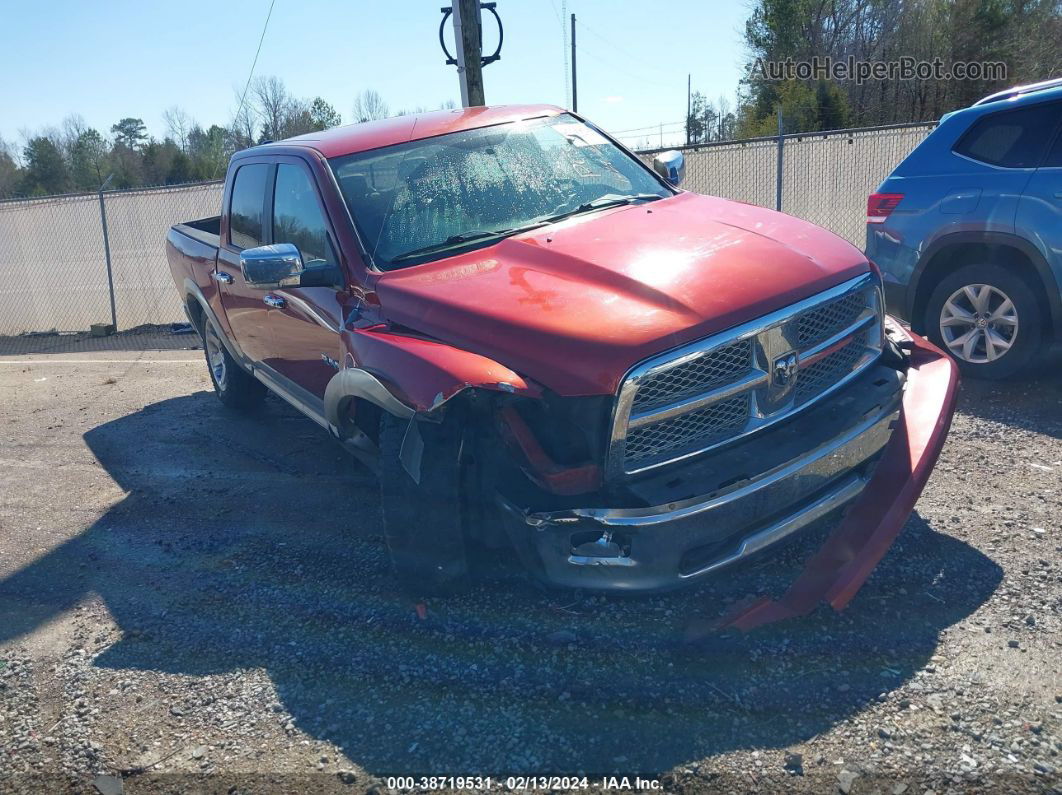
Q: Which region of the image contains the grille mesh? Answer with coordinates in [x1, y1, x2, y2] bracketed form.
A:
[794, 337, 866, 405]
[631, 339, 752, 412]
[795, 291, 867, 347]
[618, 284, 878, 473]
[624, 394, 750, 467]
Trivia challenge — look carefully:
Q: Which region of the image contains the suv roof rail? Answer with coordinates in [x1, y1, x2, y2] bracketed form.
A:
[973, 76, 1062, 106]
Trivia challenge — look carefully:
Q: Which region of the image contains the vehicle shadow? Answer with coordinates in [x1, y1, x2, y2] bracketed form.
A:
[0, 326, 197, 356]
[954, 350, 1062, 441]
[0, 392, 1003, 777]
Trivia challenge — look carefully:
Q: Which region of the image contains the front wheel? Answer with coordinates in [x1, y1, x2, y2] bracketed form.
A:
[924, 264, 1042, 380]
[378, 413, 471, 595]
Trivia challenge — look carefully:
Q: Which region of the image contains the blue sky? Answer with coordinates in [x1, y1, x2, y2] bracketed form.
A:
[0, 0, 749, 151]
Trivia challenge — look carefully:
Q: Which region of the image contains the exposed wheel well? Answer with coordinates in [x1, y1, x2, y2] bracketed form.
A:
[184, 295, 205, 336]
[912, 242, 1053, 340]
[335, 395, 383, 446]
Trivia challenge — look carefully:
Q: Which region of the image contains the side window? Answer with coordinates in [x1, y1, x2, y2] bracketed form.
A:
[1042, 130, 1062, 168]
[229, 163, 270, 249]
[273, 164, 337, 267]
[954, 103, 1062, 168]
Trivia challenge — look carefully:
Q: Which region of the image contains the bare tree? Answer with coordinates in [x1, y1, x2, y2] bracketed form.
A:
[59, 114, 89, 155]
[252, 76, 294, 141]
[282, 97, 318, 138]
[163, 106, 194, 152]
[229, 84, 259, 151]
[0, 134, 20, 197]
[352, 89, 389, 122]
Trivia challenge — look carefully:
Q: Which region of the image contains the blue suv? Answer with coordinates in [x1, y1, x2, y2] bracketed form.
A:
[868, 79, 1062, 379]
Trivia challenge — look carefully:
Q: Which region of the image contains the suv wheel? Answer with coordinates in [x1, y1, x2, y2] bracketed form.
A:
[378, 412, 471, 594]
[203, 318, 266, 409]
[924, 264, 1042, 379]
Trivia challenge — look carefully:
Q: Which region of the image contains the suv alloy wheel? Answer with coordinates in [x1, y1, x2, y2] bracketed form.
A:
[925, 263, 1042, 379]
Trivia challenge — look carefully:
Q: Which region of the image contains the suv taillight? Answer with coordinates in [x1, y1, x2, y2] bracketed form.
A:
[867, 193, 904, 224]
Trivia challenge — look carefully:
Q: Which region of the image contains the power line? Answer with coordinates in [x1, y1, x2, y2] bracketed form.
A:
[575, 18, 673, 80]
[611, 120, 687, 135]
[573, 40, 677, 91]
[233, 0, 277, 136]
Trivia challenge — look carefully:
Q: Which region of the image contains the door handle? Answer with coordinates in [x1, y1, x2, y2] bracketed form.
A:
[212, 271, 234, 285]
[263, 295, 286, 308]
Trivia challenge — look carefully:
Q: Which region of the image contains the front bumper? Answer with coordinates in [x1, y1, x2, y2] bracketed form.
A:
[715, 325, 958, 630]
[497, 321, 958, 607]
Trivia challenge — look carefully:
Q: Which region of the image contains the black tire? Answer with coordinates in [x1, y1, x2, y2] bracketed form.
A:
[202, 317, 266, 410]
[924, 263, 1042, 380]
[378, 412, 471, 595]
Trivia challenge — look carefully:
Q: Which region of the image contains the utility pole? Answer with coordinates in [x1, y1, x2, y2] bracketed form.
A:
[570, 13, 577, 112]
[775, 107, 784, 211]
[452, 0, 485, 107]
[686, 74, 691, 145]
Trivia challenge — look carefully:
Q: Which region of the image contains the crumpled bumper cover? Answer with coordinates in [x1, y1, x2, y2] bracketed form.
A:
[712, 326, 958, 631]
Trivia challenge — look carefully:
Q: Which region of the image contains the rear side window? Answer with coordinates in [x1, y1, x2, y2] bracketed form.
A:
[954, 103, 1062, 168]
[1043, 130, 1062, 168]
[229, 163, 270, 248]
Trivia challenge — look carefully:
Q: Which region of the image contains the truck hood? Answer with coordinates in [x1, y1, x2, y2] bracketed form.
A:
[373, 192, 871, 396]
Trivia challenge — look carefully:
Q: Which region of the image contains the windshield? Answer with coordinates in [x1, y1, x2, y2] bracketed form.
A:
[328, 113, 671, 269]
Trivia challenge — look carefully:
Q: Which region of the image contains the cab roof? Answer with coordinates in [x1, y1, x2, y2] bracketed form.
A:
[277, 104, 566, 159]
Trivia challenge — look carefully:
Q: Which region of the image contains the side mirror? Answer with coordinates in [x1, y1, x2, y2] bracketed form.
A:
[240, 243, 304, 288]
[652, 150, 685, 187]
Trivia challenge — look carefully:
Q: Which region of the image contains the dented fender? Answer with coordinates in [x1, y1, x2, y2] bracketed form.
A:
[326, 326, 544, 428]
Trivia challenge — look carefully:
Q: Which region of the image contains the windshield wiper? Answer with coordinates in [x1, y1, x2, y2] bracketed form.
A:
[536, 193, 665, 225]
[388, 222, 553, 263]
[386, 194, 664, 263]
[389, 230, 513, 263]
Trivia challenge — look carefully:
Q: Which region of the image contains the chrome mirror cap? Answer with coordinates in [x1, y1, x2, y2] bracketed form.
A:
[239, 243, 303, 288]
[652, 150, 685, 187]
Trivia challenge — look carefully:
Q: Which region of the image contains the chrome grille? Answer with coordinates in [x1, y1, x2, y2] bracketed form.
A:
[624, 394, 750, 467]
[609, 274, 883, 478]
[796, 291, 866, 346]
[794, 336, 867, 405]
[631, 339, 753, 412]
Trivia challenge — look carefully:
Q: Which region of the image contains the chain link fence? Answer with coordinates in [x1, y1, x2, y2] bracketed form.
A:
[0, 122, 934, 352]
[636, 121, 935, 245]
[0, 181, 222, 352]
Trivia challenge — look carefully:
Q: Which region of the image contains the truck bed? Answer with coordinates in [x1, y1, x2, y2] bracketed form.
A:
[173, 216, 221, 248]
[166, 218, 222, 330]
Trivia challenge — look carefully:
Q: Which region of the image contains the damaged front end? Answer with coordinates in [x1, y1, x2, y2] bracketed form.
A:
[492, 307, 958, 623]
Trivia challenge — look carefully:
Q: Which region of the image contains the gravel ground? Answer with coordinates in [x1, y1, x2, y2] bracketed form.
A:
[0, 349, 1059, 794]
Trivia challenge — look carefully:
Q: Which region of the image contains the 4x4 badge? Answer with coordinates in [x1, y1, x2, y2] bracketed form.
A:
[773, 353, 798, 386]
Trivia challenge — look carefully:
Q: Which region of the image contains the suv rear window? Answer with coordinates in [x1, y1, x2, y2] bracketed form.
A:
[954, 102, 1062, 168]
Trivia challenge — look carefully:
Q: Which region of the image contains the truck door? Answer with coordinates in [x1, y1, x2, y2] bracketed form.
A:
[216, 161, 274, 364]
[263, 160, 346, 400]
[1016, 111, 1062, 297]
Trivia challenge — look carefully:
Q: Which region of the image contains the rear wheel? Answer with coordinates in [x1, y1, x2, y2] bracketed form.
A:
[203, 318, 266, 409]
[378, 412, 471, 594]
[924, 264, 1042, 379]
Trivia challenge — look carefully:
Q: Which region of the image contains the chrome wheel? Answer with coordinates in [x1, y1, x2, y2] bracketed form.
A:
[939, 283, 1019, 364]
[205, 322, 228, 390]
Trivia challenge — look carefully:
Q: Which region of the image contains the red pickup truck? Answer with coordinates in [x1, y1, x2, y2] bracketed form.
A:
[167, 105, 958, 621]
